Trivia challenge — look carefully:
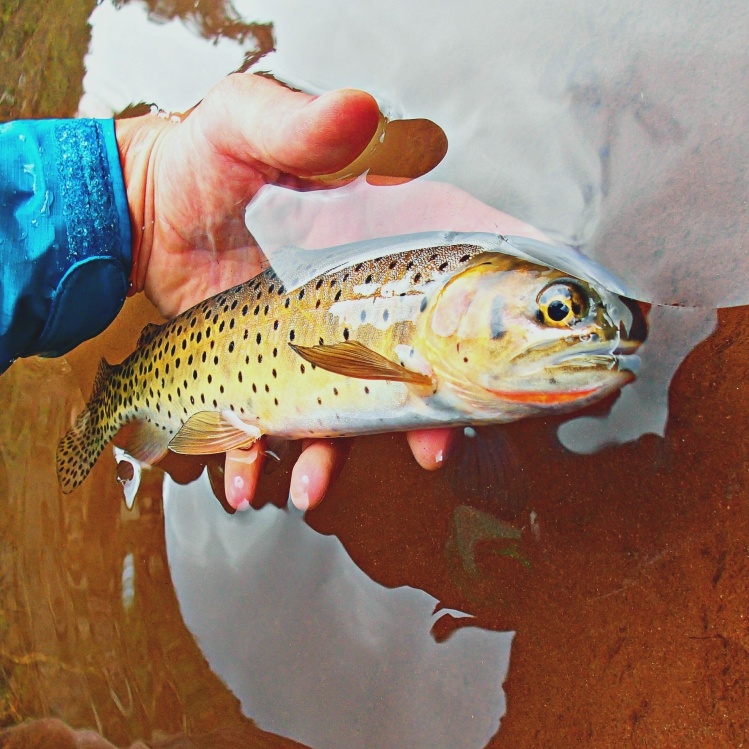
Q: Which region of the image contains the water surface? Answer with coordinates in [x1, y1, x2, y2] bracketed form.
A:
[1, 1, 749, 747]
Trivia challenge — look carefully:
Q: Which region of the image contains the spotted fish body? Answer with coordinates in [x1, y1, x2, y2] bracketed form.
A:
[57, 242, 645, 493]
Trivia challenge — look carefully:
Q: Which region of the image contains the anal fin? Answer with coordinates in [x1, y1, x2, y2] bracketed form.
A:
[119, 420, 170, 466]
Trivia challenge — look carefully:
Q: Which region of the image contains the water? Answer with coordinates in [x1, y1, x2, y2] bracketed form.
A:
[2, 0, 749, 747]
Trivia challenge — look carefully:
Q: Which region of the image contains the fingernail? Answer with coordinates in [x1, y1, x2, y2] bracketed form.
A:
[435, 450, 443, 464]
[227, 448, 258, 465]
[235, 499, 250, 512]
[290, 474, 310, 511]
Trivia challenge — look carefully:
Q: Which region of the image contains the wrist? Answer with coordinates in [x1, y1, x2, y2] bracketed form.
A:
[115, 114, 173, 296]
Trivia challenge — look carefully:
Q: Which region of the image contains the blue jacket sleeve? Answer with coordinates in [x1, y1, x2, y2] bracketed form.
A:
[0, 118, 132, 374]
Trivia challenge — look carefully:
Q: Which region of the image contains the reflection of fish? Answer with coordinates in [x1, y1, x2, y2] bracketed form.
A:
[57, 243, 646, 492]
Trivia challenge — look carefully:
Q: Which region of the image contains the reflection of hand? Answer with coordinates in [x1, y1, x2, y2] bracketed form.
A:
[0, 718, 144, 748]
[114, 73, 454, 510]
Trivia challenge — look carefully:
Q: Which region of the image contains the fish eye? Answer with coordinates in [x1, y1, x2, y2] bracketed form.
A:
[536, 281, 590, 327]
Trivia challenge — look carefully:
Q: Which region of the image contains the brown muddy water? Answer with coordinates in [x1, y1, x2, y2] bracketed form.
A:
[2, 1, 749, 747]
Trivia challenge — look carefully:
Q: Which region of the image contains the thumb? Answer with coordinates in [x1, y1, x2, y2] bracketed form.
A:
[200, 73, 382, 177]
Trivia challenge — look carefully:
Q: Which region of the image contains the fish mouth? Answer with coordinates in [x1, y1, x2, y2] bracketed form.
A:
[487, 342, 639, 406]
[551, 339, 642, 375]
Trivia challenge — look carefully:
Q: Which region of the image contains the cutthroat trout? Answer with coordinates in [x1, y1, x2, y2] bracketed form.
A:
[57, 238, 645, 493]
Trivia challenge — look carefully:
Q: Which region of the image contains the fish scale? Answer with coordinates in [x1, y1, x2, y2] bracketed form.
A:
[56, 242, 644, 493]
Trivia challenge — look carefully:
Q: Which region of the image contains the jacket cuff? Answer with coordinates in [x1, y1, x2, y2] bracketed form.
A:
[34, 118, 133, 357]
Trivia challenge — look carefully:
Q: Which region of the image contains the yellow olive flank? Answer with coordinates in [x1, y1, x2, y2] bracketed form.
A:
[57, 242, 646, 493]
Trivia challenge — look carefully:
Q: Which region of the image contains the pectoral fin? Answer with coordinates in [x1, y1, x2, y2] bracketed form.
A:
[169, 411, 262, 455]
[290, 340, 434, 388]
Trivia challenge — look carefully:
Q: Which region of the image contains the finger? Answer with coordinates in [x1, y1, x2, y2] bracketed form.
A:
[289, 438, 352, 511]
[406, 428, 459, 470]
[205, 74, 381, 177]
[224, 442, 265, 510]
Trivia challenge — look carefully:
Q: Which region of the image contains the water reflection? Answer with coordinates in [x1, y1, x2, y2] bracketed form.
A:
[2, 0, 749, 745]
[232, 0, 749, 308]
[165, 473, 513, 749]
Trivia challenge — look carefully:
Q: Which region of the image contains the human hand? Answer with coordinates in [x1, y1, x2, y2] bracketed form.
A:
[114, 73, 456, 510]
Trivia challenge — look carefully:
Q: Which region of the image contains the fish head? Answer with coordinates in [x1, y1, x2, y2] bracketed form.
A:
[420, 253, 647, 417]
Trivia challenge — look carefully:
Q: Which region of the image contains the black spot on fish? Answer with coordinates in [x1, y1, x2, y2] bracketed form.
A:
[289, 330, 295, 341]
[231, 299, 238, 310]
[219, 321, 225, 333]
[214, 355, 219, 365]
[230, 319, 235, 330]
[207, 374, 212, 384]
[273, 320, 279, 331]
[238, 371, 243, 383]
[364, 386, 370, 394]
[242, 305, 248, 316]
[343, 328, 350, 340]
[285, 298, 290, 309]
[300, 364, 305, 374]
[334, 289, 342, 301]
[252, 383, 257, 393]
[414, 272, 422, 283]
[365, 274, 373, 284]
[439, 261, 449, 272]
[175, 358, 181, 369]
[256, 333, 262, 345]
[299, 288, 305, 300]
[274, 397, 278, 406]
[228, 341, 235, 353]
[419, 296, 428, 312]
[316, 279, 323, 290]
[264, 384, 270, 393]
[254, 305, 260, 316]
[315, 299, 321, 309]
[383, 309, 389, 322]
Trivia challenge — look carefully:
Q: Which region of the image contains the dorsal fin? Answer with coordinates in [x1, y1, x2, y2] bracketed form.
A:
[91, 358, 115, 401]
[137, 321, 165, 348]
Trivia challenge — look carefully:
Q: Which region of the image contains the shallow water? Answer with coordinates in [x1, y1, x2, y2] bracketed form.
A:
[2, 1, 749, 747]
